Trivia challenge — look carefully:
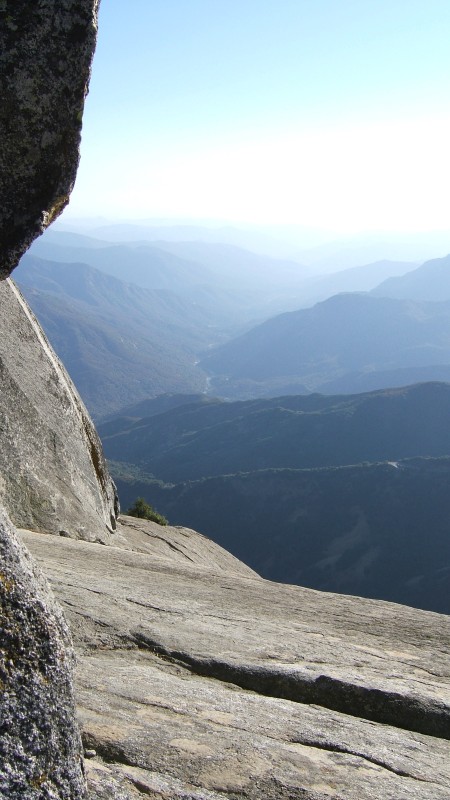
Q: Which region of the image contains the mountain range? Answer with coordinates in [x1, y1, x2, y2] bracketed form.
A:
[19, 232, 450, 414]
[56, 218, 450, 267]
[298, 258, 418, 306]
[28, 229, 310, 306]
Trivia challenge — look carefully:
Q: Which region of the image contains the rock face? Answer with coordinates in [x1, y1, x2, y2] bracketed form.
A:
[0, 0, 100, 278]
[0, 278, 117, 542]
[0, 510, 85, 799]
[21, 517, 450, 800]
[0, 0, 115, 549]
[0, 1, 108, 797]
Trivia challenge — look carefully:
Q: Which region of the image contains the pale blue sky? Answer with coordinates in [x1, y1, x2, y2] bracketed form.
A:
[68, 0, 450, 233]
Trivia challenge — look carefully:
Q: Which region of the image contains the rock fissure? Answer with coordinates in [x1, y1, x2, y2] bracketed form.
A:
[288, 739, 430, 782]
[125, 597, 184, 615]
[81, 735, 136, 770]
[148, 534, 197, 562]
[62, 583, 106, 597]
[131, 633, 450, 740]
[61, 604, 119, 630]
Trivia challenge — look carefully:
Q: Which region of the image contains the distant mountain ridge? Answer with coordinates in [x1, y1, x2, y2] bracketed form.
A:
[372, 253, 450, 301]
[201, 291, 450, 398]
[27, 230, 320, 324]
[55, 219, 450, 267]
[28, 232, 216, 291]
[29, 229, 309, 293]
[297, 258, 419, 306]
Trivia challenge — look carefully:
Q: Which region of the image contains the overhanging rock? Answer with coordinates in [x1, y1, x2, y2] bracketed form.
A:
[0, 0, 100, 278]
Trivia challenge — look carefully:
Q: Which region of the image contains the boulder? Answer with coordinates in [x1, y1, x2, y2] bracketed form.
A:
[0, 510, 85, 799]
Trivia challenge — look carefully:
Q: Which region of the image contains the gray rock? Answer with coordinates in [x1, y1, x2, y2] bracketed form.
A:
[21, 519, 450, 800]
[0, 0, 100, 278]
[0, 278, 117, 542]
[0, 1, 116, 797]
[0, 509, 86, 799]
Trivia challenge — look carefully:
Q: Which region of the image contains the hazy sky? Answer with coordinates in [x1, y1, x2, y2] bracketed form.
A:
[67, 0, 450, 234]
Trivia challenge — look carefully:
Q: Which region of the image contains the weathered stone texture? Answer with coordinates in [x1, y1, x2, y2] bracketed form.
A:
[0, 0, 100, 278]
[0, 278, 117, 541]
[0, 509, 86, 799]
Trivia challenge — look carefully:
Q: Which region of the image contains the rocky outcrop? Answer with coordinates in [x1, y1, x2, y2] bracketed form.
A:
[0, 0, 100, 278]
[0, 510, 85, 799]
[0, 278, 117, 541]
[21, 518, 450, 800]
[0, 1, 109, 796]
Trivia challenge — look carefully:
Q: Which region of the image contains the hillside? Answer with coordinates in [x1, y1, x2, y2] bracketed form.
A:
[99, 382, 450, 482]
[200, 292, 450, 398]
[372, 253, 450, 301]
[15, 255, 212, 416]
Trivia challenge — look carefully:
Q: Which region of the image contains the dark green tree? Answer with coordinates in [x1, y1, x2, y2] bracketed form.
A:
[127, 496, 168, 526]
